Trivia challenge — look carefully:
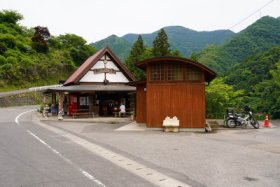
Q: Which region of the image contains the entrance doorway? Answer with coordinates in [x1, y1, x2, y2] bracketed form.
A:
[96, 92, 131, 117]
[67, 92, 134, 117]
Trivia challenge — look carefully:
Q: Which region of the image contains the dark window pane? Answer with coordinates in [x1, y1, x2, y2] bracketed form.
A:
[167, 63, 183, 80]
[186, 66, 202, 80]
[150, 64, 164, 81]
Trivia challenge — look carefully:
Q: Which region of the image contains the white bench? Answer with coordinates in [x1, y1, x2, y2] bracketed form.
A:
[72, 109, 94, 118]
[113, 111, 131, 117]
[163, 116, 180, 132]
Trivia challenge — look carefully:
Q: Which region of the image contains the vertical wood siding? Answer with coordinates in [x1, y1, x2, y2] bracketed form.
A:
[146, 82, 205, 128]
[135, 84, 147, 123]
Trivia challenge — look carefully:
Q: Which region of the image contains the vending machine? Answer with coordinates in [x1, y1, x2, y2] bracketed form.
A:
[68, 94, 77, 116]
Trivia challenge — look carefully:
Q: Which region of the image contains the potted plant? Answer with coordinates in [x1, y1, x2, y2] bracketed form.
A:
[130, 111, 134, 121]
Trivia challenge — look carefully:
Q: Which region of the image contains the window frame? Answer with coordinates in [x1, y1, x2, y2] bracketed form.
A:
[148, 62, 203, 83]
[149, 63, 165, 81]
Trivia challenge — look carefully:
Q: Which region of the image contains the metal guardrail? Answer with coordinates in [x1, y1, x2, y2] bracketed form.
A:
[206, 112, 265, 120]
[206, 113, 224, 119]
[0, 85, 62, 98]
[28, 84, 62, 92]
[0, 89, 31, 98]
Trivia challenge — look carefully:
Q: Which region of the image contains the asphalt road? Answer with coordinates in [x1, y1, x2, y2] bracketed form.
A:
[1, 106, 280, 187]
[0, 106, 157, 187]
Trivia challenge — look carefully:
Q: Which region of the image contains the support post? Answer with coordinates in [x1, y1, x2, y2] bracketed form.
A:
[58, 93, 64, 120]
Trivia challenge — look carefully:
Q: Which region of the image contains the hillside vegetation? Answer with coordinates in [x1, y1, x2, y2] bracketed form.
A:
[200, 16, 280, 118]
[198, 16, 280, 73]
[225, 47, 280, 117]
[0, 10, 96, 90]
[205, 46, 280, 118]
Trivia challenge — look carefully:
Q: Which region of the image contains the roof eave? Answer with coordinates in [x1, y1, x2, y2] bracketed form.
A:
[135, 56, 217, 82]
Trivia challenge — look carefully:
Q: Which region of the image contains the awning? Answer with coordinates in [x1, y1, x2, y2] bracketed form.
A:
[44, 84, 136, 93]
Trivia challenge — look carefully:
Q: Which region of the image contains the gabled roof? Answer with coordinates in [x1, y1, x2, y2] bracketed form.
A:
[64, 46, 136, 86]
[135, 56, 216, 82]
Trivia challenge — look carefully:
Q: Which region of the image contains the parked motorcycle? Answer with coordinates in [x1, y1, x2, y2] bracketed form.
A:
[226, 106, 260, 129]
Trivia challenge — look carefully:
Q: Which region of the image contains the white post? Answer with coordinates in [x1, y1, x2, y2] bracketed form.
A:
[58, 93, 64, 120]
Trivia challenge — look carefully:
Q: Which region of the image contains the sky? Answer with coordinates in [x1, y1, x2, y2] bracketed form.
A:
[1, 0, 279, 43]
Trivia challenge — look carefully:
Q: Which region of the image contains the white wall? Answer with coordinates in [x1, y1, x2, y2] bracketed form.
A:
[79, 56, 129, 83]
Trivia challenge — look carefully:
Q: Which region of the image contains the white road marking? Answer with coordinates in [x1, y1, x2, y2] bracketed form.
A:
[32, 115, 192, 187]
[15, 110, 105, 187]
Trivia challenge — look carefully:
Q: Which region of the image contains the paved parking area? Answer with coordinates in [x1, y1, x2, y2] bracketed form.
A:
[38, 115, 280, 187]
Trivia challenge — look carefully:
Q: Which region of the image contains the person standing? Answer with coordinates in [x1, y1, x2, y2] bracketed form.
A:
[119, 103, 126, 117]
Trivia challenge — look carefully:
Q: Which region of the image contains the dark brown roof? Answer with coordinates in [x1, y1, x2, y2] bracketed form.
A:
[135, 56, 216, 82]
[64, 46, 136, 86]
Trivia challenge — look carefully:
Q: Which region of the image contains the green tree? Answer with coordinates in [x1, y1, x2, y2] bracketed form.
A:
[0, 10, 80, 89]
[190, 51, 198, 61]
[58, 34, 87, 48]
[206, 77, 244, 118]
[31, 26, 51, 53]
[271, 61, 280, 86]
[269, 61, 280, 118]
[247, 80, 279, 116]
[0, 10, 23, 24]
[0, 43, 6, 54]
[152, 29, 170, 56]
[0, 34, 16, 49]
[125, 35, 146, 80]
[70, 45, 96, 66]
[170, 49, 182, 57]
[0, 55, 7, 65]
[57, 34, 96, 66]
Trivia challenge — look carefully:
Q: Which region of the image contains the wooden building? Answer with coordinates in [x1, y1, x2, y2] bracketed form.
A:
[45, 47, 136, 117]
[131, 57, 216, 130]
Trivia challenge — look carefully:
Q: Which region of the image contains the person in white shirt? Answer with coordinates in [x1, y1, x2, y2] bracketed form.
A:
[119, 103, 126, 117]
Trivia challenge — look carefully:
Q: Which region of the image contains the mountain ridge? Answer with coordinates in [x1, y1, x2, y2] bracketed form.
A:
[90, 26, 235, 61]
[198, 16, 280, 73]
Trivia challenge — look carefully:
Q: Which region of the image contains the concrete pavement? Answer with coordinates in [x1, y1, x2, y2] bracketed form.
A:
[35, 112, 280, 187]
[40, 114, 147, 131]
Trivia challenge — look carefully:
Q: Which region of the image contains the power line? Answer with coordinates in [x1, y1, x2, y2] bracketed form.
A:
[207, 0, 275, 49]
[228, 0, 275, 31]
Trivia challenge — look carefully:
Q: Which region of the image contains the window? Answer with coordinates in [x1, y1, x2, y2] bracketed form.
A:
[186, 66, 202, 80]
[167, 63, 183, 80]
[150, 64, 164, 81]
[149, 62, 203, 82]
[79, 96, 89, 106]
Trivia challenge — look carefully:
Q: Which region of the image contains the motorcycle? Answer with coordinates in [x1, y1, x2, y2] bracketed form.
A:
[226, 106, 260, 129]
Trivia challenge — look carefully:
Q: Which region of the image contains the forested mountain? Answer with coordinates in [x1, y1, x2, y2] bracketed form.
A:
[225, 47, 280, 91]
[205, 47, 280, 118]
[201, 16, 280, 118]
[0, 10, 96, 90]
[225, 47, 280, 117]
[91, 26, 235, 60]
[198, 16, 280, 73]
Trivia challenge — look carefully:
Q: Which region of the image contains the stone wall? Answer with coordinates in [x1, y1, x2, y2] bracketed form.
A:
[0, 92, 43, 107]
